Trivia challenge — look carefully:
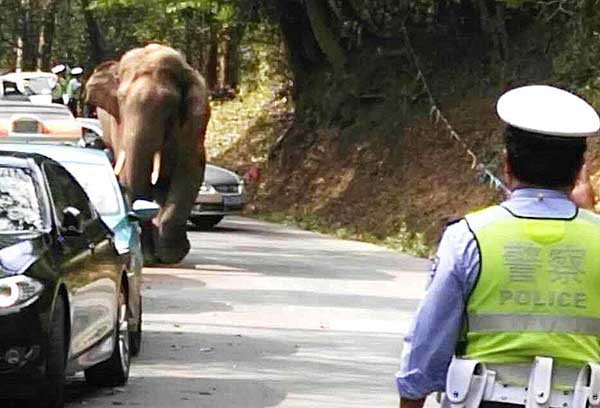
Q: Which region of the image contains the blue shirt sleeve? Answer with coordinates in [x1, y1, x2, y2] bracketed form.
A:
[395, 219, 480, 399]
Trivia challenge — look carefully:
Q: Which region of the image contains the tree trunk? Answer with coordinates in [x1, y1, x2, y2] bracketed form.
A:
[18, 0, 39, 70]
[276, 0, 326, 95]
[305, 0, 345, 71]
[81, 0, 106, 65]
[205, 25, 218, 91]
[225, 25, 243, 90]
[36, 24, 44, 70]
[217, 26, 228, 90]
[40, 0, 58, 70]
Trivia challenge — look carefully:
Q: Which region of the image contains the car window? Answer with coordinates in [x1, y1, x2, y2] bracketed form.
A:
[0, 166, 45, 232]
[43, 163, 94, 223]
[61, 162, 122, 216]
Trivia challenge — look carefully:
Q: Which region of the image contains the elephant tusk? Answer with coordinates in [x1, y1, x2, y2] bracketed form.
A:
[114, 151, 126, 176]
[151, 152, 161, 185]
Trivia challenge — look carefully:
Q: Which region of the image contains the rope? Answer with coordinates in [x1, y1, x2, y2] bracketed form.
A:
[402, 26, 510, 196]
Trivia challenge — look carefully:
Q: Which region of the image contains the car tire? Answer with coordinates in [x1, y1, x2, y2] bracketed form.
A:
[84, 287, 130, 387]
[130, 296, 142, 357]
[190, 215, 224, 229]
[37, 295, 67, 408]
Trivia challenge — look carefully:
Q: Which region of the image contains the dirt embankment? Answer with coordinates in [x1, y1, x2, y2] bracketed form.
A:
[213, 89, 508, 256]
[211, 27, 600, 256]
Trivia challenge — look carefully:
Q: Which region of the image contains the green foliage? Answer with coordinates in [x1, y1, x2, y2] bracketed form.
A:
[551, 1, 600, 105]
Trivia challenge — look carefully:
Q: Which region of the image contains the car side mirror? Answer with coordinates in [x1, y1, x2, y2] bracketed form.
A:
[62, 207, 83, 236]
[129, 200, 160, 222]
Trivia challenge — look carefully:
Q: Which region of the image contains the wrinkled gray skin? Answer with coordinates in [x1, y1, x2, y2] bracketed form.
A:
[86, 44, 210, 264]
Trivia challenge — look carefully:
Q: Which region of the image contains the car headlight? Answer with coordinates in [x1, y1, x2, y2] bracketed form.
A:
[0, 276, 43, 310]
[199, 183, 216, 195]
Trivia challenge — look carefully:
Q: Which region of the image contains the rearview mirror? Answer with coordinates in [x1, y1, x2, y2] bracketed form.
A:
[129, 200, 160, 222]
[62, 207, 83, 236]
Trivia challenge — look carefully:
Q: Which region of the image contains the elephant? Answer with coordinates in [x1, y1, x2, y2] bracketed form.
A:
[86, 44, 210, 264]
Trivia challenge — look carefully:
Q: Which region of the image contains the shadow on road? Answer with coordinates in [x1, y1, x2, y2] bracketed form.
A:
[64, 330, 293, 408]
[66, 376, 287, 407]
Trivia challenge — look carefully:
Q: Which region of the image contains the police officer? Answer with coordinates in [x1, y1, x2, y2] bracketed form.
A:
[51, 64, 67, 104]
[396, 85, 600, 408]
[66, 67, 83, 116]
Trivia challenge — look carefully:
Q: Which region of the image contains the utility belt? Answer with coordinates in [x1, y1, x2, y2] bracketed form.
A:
[441, 357, 600, 408]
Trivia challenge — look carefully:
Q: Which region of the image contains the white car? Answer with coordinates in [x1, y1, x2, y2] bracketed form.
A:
[190, 164, 247, 228]
[0, 72, 57, 104]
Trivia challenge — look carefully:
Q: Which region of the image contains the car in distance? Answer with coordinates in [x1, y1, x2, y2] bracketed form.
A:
[0, 143, 159, 357]
[76, 117, 106, 149]
[0, 100, 81, 141]
[0, 71, 57, 104]
[191, 164, 247, 228]
[0, 150, 144, 407]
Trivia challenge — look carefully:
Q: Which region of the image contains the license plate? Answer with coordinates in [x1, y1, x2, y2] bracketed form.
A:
[223, 195, 241, 207]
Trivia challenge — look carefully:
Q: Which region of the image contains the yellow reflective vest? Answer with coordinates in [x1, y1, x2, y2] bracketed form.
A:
[462, 206, 600, 368]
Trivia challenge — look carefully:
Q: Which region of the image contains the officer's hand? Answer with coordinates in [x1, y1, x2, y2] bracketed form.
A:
[570, 164, 596, 210]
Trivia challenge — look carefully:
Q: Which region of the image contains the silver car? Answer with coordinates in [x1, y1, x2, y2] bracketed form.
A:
[190, 164, 246, 228]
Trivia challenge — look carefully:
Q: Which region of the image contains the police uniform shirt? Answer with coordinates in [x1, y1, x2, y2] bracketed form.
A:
[395, 188, 578, 400]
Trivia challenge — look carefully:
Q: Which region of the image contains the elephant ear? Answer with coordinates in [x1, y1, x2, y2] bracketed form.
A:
[85, 61, 120, 122]
[181, 67, 210, 140]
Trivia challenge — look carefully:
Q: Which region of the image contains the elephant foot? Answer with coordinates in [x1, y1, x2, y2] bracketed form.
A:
[155, 238, 191, 264]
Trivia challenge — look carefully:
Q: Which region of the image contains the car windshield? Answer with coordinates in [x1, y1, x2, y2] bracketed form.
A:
[0, 167, 44, 232]
[62, 162, 122, 216]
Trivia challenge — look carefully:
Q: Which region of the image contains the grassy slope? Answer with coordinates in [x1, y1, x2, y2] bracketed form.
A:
[206, 25, 600, 257]
[206, 81, 504, 257]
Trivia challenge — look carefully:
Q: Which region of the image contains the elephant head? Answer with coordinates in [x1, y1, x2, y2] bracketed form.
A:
[85, 44, 210, 264]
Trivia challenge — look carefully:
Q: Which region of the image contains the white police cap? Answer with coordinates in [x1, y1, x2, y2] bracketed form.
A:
[51, 64, 66, 74]
[71, 67, 83, 75]
[497, 85, 600, 137]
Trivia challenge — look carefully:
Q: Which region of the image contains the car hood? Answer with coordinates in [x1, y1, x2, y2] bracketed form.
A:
[205, 165, 240, 185]
[0, 233, 47, 277]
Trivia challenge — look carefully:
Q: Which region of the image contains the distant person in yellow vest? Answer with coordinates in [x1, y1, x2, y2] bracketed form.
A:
[396, 85, 600, 408]
[51, 64, 67, 104]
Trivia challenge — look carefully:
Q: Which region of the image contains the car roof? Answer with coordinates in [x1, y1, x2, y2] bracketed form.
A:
[0, 143, 111, 166]
[0, 149, 55, 168]
[0, 72, 57, 80]
[0, 100, 71, 111]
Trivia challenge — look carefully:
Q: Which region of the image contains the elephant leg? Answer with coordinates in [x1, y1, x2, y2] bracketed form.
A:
[154, 147, 204, 264]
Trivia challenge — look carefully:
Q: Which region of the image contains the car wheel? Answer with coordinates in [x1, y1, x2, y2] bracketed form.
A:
[190, 215, 224, 229]
[84, 287, 130, 387]
[129, 296, 142, 357]
[37, 295, 67, 408]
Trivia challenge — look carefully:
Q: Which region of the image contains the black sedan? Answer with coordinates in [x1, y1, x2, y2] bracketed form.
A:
[0, 151, 139, 407]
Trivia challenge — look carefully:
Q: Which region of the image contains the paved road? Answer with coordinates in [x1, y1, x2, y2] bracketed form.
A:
[65, 217, 431, 407]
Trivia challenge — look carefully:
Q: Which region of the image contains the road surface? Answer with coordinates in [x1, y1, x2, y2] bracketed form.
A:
[65, 217, 431, 407]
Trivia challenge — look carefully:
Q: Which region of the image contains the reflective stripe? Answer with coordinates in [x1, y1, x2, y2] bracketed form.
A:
[468, 313, 600, 336]
[486, 363, 580, 387]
